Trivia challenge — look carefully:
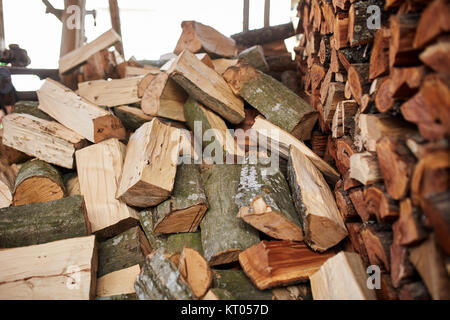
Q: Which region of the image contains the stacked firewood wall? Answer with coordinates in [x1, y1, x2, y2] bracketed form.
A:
[294, 0, 450, 300]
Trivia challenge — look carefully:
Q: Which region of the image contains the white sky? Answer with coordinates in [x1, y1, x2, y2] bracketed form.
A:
[4, 0, 292, 90]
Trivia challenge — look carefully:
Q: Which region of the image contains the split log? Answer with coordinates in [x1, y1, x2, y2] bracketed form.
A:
[202, 288, 234, 300]
[348, 0, 384, 47]
[0, 159, 15, 209]
[168, 50, 244, 124]
[360, 223, 393, 272]
[419, 40, 450, 73]
[231, 22, 295, 47]
[369, 27, 390, 79]
[324, 82, 345, 129]
[116, 119, 181, 208]
[0, 195, 90, 249]
[184, 98, 244, 160]
[319, 36, 331, 66]
[160, 53, 215, 72]
[394, 198, 426, 247]
[12, 100, 54, 121]
[251, 116, 340, 184]
[178, 247, 213, 298]
[390, 66, 426, 99]
[335, 137, 357, 175]
[96, 265, 140, 299]
[76, 139, 138, 237]
[138, 210, 167, 252]
[356, 114, 416, 152]
[334, 12, 349, 49]
[238, 45, 269, 72]
[152, 163, 208, 234]
[64, 173, 80, 196]
[320, 69, 333, 105]
[212, 269, 273, 300]
[12, 159, 65, 206]
[421, 192, 450, 255]
[334, 180, 359, 222]
[311, 64, 326, 92]
[375, 78, 395, 112]
[235, 159, 303, 241]
[78, 76, 143, 107]
[174, 21, 237, 58]
[114, 105, 153, 131]
[389, 14, 422, 68]
[347, 63, 370, 105]
[376, 136, 416, 200]
[239, 240, 335, 290]
[97, 226, 151, 278]
[310, 251, 377, 300]
[331, 100, 358, 138]
[59, 29, 121, 74]
[410, 234, 450, 300]
[212, 58, 238, 75]
[141, 72, 187, 122]
[2, 113, 89, 169]
[0, 129, 29, 165]
[399, 281, 431, 300]
[413, 0, 450, 48]
[200, 164, 260, 266]
[223, 63, 318, 141]
[333, 0, 351, 11]
[390, 233, 416, 288]
[346, 222, 369, 262]
[349, 188, 374, 222]
[37, 79, 126, 143]
[364, 184, 399, 223]
[166, 232, 203, 260]
[288, 146, 348, 252]
[135, 248, 194, 300]
[0, 236, 97, 300]
[349, 152, 383, 185]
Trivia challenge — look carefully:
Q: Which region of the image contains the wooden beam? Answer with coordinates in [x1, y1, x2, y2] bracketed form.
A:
[108, 0, 124, 56]
[264, 0, 271, 28]
[0, 0, 5, 52]
[243, 0, 249, 32]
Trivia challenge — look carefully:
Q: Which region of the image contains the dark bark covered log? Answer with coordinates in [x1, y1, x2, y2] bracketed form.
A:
[114, 106, 153, 131]
[167, 232, 203, 256]
[364, 184, 399, 224]
[12, 159, 65, 206]
[200, 164, 260, 266]
[153, 163, 208, 234]
[202, 288, 234, 300]
[338, 45, 371, 72]
[235, 159, 303, 241]
[348, 0, 385, 47]
[0, 195, 90, 249]
[231, 23, 295, 47]
[97, 226, 151, 277]
[213, 269, 273, 300]
[135, 248, 194, 300]
[369, 27, 390, 79]
[360, 223, 393, 272]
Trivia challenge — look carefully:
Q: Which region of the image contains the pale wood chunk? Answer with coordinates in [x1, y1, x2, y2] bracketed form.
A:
[76, 138, 138, 237]
[349, 152, 383, 185]
[178, 247, 213, 298]
[310, 251, 377, 300]
[0, 236, 97, 300]
[96, 265, 140, 298]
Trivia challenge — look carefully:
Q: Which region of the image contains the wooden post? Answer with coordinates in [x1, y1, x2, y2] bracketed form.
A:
[243, 0, 249, 32]
[0, 0, 5, 52]
[108, 0, 124, 57]
[264, 0, 270, 28]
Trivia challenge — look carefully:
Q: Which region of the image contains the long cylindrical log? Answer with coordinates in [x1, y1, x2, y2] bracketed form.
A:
[0, 195, 90, 248]
[231, 23, 295, 47]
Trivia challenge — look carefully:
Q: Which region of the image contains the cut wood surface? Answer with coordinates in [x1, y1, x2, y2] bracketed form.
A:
[288, 146, 347, 252]
[310, 251, 377, 300]
[141, 72, 188, 122]
[235, 159, 303, 241]
[0, 129, 30, 166]
[59, 29, 121, 74]
[184, 98, 244, 160]
[200, 164, 260, 266]
[152, 163, 208, 234]
[174, 21, 237, 58]
[251, 116, 340, 184]
[168, 50, 245, 124]
[134, 248, 194, 300]
[76, 139, 138, 237]
[0, 236, 97, 300]
[212, 58, 239, 75]
[223, 63, 318, 141]
[117, 119, 180, 207]
[0, 195, 90, 249]
[78, 76, 143, 107]
[96, 265, 140, 298]
[37, 79, 126, 143]
[178, 247, 213, 298]
[413, 0, 450, 48]
[2, 113, 88, 169]
[160, 53, 215, 72]
[349, 152, 383, 185]
[97, 226, 151, 278]
[421, 192, 450, 255]
[12, 159, 65, 206]
[0, 159, 15, 209]
[239, 240, 335, 290]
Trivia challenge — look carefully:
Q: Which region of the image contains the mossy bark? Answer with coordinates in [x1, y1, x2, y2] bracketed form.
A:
[96, 293, 138, 300]
[0, 195, 89, 248]
[235, 159, 303, 241]
[153, 163, 208, 234]
[200, 164, 260, 266]
[166, 232, 203, 255]
[134, 248, 195, 300]
[13, 101, 55, 122]
[213, 269, 273, 300]
[114, 106, 151, 131]
[204, 288, 235, 300]
[14, 159, 65, 194]
[138, 210, 167, 250]
[238, 45, 269, 72]
[97, 226, 151, 277]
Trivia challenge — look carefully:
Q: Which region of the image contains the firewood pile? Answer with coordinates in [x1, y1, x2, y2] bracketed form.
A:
[294, 0, 450, 300]
[0, 0, 448, 300]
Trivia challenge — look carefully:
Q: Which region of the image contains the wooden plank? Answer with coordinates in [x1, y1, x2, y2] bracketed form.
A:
[59, 29, 121, 74]
[0, 236, 97, 300]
